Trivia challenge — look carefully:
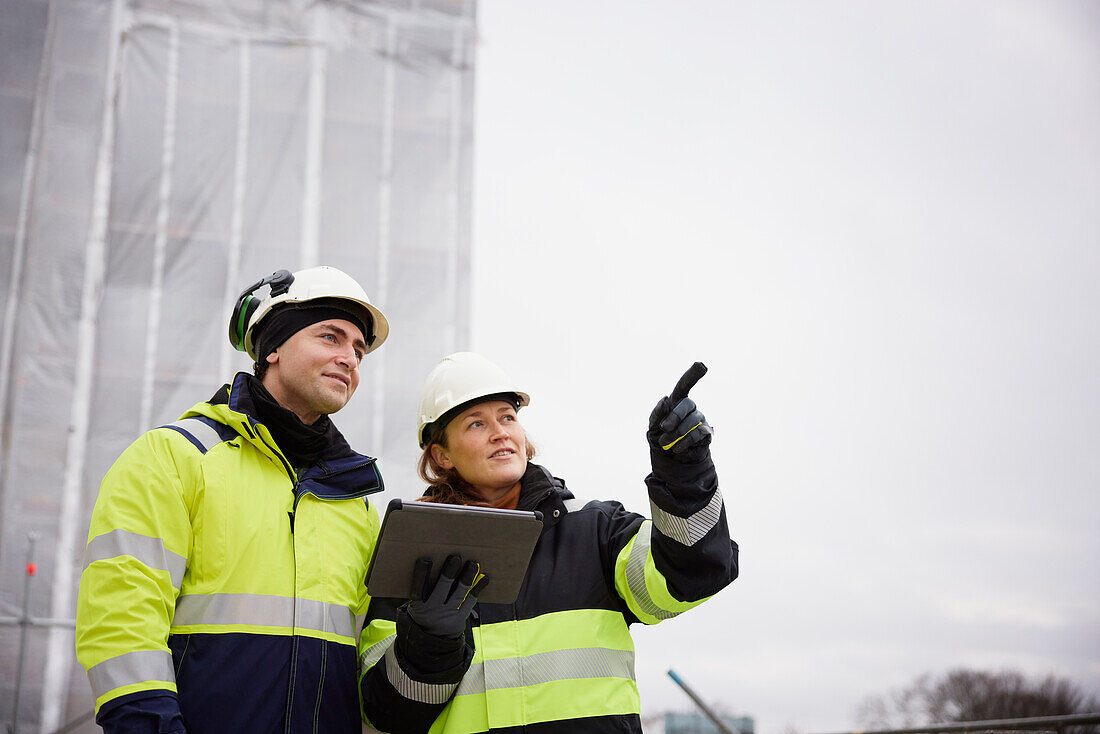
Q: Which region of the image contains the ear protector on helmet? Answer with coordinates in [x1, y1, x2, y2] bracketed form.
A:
[229, 269, 295, 352]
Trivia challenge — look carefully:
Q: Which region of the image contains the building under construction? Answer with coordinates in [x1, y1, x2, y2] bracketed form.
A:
[0, 1, 476, 731]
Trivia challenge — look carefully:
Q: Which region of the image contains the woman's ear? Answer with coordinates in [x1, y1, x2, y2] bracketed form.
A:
[430, 443, 454, 471]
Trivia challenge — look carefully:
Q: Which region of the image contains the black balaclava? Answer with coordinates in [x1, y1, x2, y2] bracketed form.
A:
[245, 376, 337, 466]
[254, 301, 370, 368]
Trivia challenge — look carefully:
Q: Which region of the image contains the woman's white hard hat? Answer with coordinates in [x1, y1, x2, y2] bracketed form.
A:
[238, 265, 389, 360]
[416, 352, 530, 448]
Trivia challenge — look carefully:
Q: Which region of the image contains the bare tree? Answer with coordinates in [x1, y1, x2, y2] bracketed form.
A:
[858, 673, 935, 729]
[857, 669, 1099, 733]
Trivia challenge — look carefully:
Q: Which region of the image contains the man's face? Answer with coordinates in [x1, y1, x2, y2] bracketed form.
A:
[262, 318, 367, 424]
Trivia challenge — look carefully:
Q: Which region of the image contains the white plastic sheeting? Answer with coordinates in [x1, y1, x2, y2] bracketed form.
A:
[0, 0, 476, 730]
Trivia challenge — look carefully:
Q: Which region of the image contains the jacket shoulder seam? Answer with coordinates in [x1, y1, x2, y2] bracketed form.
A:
[157, 416, 236, 455]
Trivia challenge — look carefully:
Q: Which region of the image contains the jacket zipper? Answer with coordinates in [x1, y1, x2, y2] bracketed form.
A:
[245, 414, 378, 731]
[250, 418, 297, 483]
[248, 418, 300, 527]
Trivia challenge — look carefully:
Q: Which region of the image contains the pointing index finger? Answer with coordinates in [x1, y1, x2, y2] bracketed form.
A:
[670, 362, 708, 402]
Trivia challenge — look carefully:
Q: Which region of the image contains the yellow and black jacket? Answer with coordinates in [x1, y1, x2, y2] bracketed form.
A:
[359, 452, 737, 734]
[76, 373, 383, 733]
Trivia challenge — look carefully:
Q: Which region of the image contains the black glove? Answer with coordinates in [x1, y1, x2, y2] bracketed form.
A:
[405, 555, 487, 640]
[647, 362, 713, 463]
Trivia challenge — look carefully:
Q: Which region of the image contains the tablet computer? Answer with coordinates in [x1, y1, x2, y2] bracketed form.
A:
[365, 498, 543, 605]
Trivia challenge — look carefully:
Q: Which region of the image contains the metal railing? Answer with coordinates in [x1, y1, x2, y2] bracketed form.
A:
[816, 713, 1100, 734]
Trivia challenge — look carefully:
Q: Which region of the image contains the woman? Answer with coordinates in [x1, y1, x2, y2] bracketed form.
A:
[359, 352, 738, 734]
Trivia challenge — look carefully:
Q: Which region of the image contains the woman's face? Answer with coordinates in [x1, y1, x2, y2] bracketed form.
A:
[431, 400, 528, 500]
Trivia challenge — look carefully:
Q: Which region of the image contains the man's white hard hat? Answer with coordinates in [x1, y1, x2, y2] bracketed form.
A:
[416, 352, 530, 448]
[231, 265, 389, 360]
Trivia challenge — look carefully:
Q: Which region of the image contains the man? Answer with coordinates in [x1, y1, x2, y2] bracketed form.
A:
[76, 265, 389, 733]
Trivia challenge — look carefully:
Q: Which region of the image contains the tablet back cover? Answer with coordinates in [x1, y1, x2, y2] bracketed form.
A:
[366, 500, 543, 605]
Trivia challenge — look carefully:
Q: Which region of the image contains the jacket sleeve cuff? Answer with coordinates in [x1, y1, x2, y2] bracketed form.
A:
[647, 446, 718, 512]
[394, 605, 473, 681]
[96, 692, 186, 734]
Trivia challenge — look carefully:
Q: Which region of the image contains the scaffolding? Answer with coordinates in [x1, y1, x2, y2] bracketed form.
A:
[0, 1, 478, 730]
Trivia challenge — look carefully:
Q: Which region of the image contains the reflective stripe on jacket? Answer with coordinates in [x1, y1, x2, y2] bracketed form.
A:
[359, 457, 738, 734]
[76, 373, 383, 734]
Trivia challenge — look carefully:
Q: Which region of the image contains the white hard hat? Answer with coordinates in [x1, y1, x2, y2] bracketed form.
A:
[416, 352, 530, 448]
[229, 265, 389, 360]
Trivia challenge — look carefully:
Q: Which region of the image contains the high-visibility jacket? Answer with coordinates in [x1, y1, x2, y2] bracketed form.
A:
[75, 373, 383, 733]
[359, 453, 738, 734]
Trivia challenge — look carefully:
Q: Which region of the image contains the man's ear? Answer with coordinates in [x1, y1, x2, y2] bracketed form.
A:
[430, 443, 454, 471]
[266, 349, 279, 365]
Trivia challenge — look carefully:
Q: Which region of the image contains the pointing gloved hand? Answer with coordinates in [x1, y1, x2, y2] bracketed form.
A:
[405, 554, 487, 640]
[647, 362, 714, 463]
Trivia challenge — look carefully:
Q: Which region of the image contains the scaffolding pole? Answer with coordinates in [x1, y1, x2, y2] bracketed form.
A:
[300, 8, 328, 269]
[370, 19, 397, 449]
[0, 0, 57, 573]
[219, 35, 252, 380]
[140, 19, 181, 432]
[40, 0, 130, 728]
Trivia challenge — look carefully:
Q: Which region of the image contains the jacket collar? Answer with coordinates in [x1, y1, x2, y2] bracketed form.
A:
[185, 373, 383, 500]
[518, 462, 574, 530]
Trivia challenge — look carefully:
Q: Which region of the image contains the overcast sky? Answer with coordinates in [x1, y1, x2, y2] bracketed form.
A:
[467, 2, 1100, 732]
